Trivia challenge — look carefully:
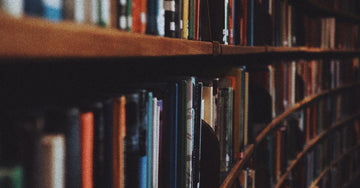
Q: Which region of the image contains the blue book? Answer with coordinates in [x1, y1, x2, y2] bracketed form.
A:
[24, 0, 62, 21]
[146, 92, 153, 188]
[146, 0, 159, 35]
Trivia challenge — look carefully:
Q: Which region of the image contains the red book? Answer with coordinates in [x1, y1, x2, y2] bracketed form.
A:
[194, 0, 200, 40]
[132, 0, 147, 33]
[81, 112, 94, 188]
[228, 0, 234, 44]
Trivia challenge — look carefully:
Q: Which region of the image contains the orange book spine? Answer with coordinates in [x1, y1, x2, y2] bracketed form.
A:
[140, 0, 147, 33]
[81, 112, 94, 188]
[132, 0, 144, 33]
[113, 96, 127, 188]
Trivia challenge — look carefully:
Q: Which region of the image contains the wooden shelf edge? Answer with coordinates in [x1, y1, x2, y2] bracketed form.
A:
[255, 82, 360, 144]
[1, 13, 359, 58]
[275, 113, 360, 188]
[0, 13, 213, 58]
[220, 144, 255, 188]
[219, 82, 360, 188]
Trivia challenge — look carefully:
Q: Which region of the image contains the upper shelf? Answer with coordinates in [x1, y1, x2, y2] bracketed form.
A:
[0, 13, 213, 58]
[0, 13, 360, 58]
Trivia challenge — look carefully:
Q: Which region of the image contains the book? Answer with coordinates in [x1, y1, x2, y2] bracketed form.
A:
[0, 166, 23, 188]
[80, 111, 94, 188]
[43, 0, 63, 22]
[93, 102, 105, 188]
[1, 0, 23, 17]
[35, 134, 65, 188]
[45, 108, 81, 188]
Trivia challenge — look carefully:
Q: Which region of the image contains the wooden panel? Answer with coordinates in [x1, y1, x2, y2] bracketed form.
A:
[221, 45, 266, 55]
[0, 14, 213, 58]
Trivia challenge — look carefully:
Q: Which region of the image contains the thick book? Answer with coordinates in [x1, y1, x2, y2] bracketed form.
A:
[207, 0, 226, 43]
[93, 102, 105, 188]
[132, 0, 147, 33]
[35, 134, 65, 188]
[80, 111, 94, 188]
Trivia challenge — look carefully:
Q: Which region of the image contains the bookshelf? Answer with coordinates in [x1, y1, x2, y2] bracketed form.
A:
[1, 0, 360, 188]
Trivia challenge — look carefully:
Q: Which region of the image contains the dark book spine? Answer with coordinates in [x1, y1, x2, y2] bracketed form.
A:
[164, 0, 177, 37]
[118, 0, 128, 30]
[192, 82, 202, 188]
[146, 0, 159, 35]
[168, 84, 179, 188]
[125, 93, 141, 188]
[139, 90, 149, 188]
[93, 102, 105, 188]
[103, 100, 114, 188]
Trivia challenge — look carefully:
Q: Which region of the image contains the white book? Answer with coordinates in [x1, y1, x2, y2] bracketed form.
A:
[1, 0, 23, 17]
[36, 134, 65, 188]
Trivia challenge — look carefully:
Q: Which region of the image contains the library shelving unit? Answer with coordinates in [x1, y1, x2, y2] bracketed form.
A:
[1, 0, 360, 188]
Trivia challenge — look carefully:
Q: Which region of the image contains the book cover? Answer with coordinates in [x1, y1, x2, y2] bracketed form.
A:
[146, 93, 153, 188]
[80, 111, 94, 188]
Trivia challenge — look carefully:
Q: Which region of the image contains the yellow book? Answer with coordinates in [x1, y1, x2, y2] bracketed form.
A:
[182, 0, 189, 38]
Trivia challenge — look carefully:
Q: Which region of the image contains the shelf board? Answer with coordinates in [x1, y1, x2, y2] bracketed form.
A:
[220, 144, 255, 188]
[1, 13, 359, 59]
[0, 14, 213, 58]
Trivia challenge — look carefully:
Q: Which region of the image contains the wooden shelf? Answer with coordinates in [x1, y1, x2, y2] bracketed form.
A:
[220, 144, 255, 188]
[1, 13, 360, 59]
[0, 13, 214, 58]
[220, 82, 360, 188]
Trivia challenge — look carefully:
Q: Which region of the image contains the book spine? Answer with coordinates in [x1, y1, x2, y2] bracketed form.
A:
[152, 97, 159, 188]
[126, 0, 132, 31]
[104, 100, 114, 188]
[157, 0, 165, 36]
[146, 93, 153, 188]
[186, 78, 195, 187]
[80, 112, 94, 188]
[91, 0, 99, 24]
[194, 0, 200, 40]
[93, 103, 105, 188]
[188, 0, 195, 40]
[119, 0, 128, 30]
[146, 0, 159, 34]
[182, 0, 189, 39]
[1, 0, 23, 17]
[125, 93, 141, 188]
[164, 0, 177, 37]
[36, 135, 65, 188]
[42, 0, 63, 21]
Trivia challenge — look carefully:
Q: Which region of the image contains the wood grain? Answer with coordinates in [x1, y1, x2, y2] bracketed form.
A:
[0, 14, 213, 58]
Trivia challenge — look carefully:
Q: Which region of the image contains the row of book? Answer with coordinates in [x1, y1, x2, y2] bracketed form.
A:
[0, 71, 253, 188]
[288, 118, 360, 188]
[308, 0, 360, 16]
[1, 0, 360, 49]
[303, 16, 360, 49]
